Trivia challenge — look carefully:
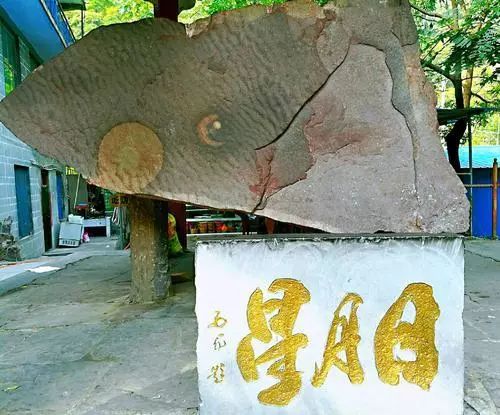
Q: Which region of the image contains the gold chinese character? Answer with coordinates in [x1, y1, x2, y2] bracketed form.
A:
[208, 311, 227, 329]
[312, 293, 364, 387]
[213, 333, 227, 351]
[236, 278, 311, 407]
[208, 363, 225, 383]
[374, 283, 440, 390]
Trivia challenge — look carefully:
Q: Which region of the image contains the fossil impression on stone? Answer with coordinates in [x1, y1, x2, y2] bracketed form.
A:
[0, 0, 469, 233]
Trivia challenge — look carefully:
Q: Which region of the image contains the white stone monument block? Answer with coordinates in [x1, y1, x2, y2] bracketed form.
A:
[195, 235, 464, 415]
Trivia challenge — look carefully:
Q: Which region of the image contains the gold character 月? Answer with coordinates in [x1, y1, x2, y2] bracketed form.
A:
[312, 293, 364, 387]
[374, 283, 440, 390]
[236, 278, 311, 407]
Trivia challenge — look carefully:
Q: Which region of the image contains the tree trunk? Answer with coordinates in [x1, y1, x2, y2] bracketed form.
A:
[155, 0, 179, 20]
[129, 196, 170, 303]
[447, 67, 474, 172]
[463, 67, 474, 108]
[446, 72, 466, 171]
[445, 118, 467, 171]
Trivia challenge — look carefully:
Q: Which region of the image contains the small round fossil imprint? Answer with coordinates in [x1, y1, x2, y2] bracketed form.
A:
[197, 114, 224, 147]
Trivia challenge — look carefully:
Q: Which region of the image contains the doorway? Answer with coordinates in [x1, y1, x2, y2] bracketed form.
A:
[41, 169, 52, 251]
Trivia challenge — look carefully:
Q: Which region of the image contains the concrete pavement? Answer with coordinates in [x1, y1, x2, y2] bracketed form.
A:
[0, 249, 198, 415]
[464, 240, 500, 414]
[0, 238, 127, 296]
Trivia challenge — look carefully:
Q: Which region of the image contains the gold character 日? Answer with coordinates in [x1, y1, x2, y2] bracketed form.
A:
[236, 278, 311, 406]
[374, 283, 440, 390]
[312, 293, 364, 387]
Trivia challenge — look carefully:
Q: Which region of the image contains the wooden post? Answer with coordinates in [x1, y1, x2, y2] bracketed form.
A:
[493, 158, 498, 240]
[129, 196, 170, 303]
[155, 0, 179, 20]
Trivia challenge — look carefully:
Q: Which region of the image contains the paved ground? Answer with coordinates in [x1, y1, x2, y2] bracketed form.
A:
[0, 238, 125, 295]
[0, 246, 198, 415]
[463, 240, 500, 414]
[0, 239, 498, 414]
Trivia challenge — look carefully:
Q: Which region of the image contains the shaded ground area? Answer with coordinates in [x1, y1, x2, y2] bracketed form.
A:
[0, 240, 498, 414]
[0, 253, 198, 415]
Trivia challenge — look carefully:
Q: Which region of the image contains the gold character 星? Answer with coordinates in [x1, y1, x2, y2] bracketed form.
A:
[374, 283, 440, 390]
[236, 278, 311, 406]
[312, 293, 364, 387]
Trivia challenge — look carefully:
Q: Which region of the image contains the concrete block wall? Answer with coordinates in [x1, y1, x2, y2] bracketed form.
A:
[0, 129, 45, 260]
[0, 29, 66, 259]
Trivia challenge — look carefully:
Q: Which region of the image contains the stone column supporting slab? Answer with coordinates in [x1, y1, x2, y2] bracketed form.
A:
[129, 196, 170, 303]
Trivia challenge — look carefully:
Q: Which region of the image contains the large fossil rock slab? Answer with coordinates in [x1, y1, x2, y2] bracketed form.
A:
[0, 0, 468, 233]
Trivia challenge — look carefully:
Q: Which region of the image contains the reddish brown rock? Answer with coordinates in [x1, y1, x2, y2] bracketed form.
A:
[0, 0, 469, 233]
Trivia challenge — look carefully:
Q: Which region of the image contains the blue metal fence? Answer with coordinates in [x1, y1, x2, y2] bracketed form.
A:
[43, 0, 75, 46]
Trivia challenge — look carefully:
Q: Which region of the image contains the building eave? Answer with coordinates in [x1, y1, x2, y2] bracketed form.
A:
[0, 0, 67, 62]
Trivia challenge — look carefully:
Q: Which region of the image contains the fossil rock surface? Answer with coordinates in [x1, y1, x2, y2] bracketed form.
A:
[0, 0, 469, 233]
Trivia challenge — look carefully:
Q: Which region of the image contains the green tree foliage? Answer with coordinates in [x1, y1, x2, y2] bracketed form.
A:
[66, 0, 153, 37]
[411, 0, 499, 169]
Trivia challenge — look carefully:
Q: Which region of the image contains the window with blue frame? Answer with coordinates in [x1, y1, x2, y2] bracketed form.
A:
[1, 22, 21, 95]
[14, 165, 33, 238]
[28, 52, 40, 73]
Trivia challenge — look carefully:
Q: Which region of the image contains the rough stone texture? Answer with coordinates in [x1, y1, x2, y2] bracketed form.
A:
[129, 197, 170, 303]
[0, 0, 469, 233]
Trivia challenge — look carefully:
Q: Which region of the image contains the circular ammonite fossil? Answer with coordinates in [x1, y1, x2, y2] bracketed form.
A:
[95, 122, 164, 194]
